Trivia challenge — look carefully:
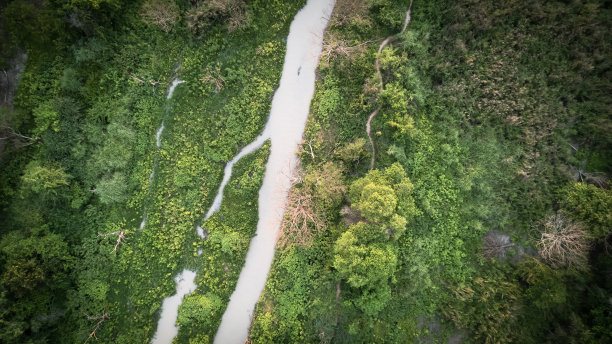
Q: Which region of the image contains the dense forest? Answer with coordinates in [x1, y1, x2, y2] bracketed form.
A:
[0, 0, 610, 343]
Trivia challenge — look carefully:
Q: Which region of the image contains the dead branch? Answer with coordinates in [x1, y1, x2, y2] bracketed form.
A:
[482, 233, 515, 259]
[199, 69, 225, 92]
[0, 125, 41, 148]
[99, 230, 126, 255]
[300, 139, 316, 162]
[140, 0, 179, 33]
[279, 181, 325, 249]
[85, 311, 109, 343]
[131, 76, 145, 83]
[320, 35, 382, 65]
[537, 214, 590, 269]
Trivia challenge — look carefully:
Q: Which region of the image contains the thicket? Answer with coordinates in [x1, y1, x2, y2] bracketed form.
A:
[251, 0, 611, 343]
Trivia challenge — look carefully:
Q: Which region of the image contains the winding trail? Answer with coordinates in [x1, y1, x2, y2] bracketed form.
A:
[366, 0, 413, 169]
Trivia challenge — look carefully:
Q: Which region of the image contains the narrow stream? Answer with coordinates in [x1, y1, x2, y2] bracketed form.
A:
[148, 78, 200, 344]
[139, 79, 184, 232]
[202, 130, 269, 223]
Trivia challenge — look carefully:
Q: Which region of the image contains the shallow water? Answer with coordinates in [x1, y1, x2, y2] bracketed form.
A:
[148, 1, 333, 341]
[166, 79, 184, 100]
[202, 131, 270, 225]
[155, 122, 165, 148]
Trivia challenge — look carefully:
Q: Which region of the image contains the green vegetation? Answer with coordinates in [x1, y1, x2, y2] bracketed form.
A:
[1, 0, 610, 343]
[251, 0, 611, 343]
[1, 0, 298, 342]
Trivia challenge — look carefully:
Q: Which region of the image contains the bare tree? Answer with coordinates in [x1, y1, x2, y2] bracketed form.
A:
[568, 160, 609, 188]
[84, 311, 110, 343]
[482, 231, 515, 259]
[299, 139, 316, 162]
[328, 0, 371, 28]
[537, 214, 590, 269]
[99, 230, 126, 255]
[199, 66, 225, 93]
[279, 184, 324, 249]
[320, 33, 381, 65]
[186, 0, 250, 35]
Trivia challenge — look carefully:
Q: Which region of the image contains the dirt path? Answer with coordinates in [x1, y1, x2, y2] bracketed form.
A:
[366, 0, 413, 169]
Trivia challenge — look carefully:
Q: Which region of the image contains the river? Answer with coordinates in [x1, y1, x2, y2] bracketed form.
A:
[150, 0, 334, 342]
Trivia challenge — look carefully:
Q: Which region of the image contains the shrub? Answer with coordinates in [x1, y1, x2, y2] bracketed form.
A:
[564, 182, 612, 239]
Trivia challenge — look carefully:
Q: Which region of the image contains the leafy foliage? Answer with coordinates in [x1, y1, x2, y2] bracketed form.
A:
[1, 0, 610, 343]
[563, 182, 612, 239]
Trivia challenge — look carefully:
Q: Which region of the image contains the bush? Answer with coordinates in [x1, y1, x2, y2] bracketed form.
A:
[564, 182, 612, 239]
[441, 264, 521, 344]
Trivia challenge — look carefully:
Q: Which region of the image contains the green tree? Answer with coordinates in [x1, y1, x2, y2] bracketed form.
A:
[348, 163, 417, 238]
[94, 121, 135, 173]
[354, 183, 397, 223]
[303, 161, 346, 210]
[60, 68, 83, 94]
[335, 137, 369, 166]
[0, 227, 73, 296]
[177, 293, 222, 327]
[518, 259, 567, 313]
[441, 264, 521, 344]
[333, 223, 397, 315]
[33, 101, 60, 135]
[20, 160, 70, 197]
[96, 171, 127, 204]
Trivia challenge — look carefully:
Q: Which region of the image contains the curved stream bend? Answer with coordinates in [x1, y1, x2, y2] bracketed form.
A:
[214, 0, 335, 342]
